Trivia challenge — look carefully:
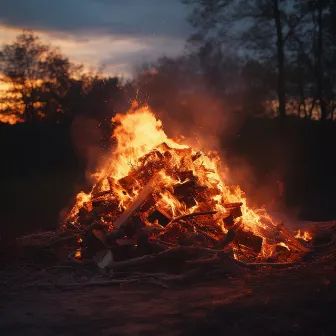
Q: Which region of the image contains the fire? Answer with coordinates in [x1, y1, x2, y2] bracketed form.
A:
[67, 192, 91, 222]
[74, 238, 83, 259]
[278, 242, 290, 250]
[65, 102, 299, 260]
[107, 101, 186, 180]
[295, 229, 312, 242]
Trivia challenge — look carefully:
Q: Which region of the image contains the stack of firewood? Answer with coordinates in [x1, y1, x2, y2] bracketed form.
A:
[57, 142, 315, 272]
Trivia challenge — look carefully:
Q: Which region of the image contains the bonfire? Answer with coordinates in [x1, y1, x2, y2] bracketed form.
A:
[64, 103, 311, 260]
[15, 102, 335, 288]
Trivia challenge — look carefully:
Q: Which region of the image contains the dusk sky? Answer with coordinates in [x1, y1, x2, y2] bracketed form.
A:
[0, 0, 192, 77]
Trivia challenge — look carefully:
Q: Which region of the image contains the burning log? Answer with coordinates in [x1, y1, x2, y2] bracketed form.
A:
[223, 203, 243, 220]
[229, 206, 243, 219]
[110, 173, 162, 230]
[92, 190, 112, 199]
[214, 229, 237, 250]
[91, 178, 105, 197]
[176, 170, 195, 182]
[224, 202, 243, 209]
[169, 211, 217, 225]
[118, 175, 137, 190]
[275, 222, 309, 253]
[160, 217, 218, 248]
[273, 243, 292, 262]
[173, 180, 196, 196]
[139, 194, 156, 212]
[173, 180, 207, 197]
[218, 213, 263, 254]
[57, 103, 317, 278]
[236, 230, 263, 254]
[192, 151, 203, 162]
[91, 199, 120, 217]
[189, 222, 219, 246]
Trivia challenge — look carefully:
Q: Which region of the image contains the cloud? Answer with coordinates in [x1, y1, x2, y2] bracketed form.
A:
[0, 25, 187, 78]
[0, 1, 192, 77]
[47, 33, 187, 77]
[0, 0, 191, 39]
[99, 36, 188, 75]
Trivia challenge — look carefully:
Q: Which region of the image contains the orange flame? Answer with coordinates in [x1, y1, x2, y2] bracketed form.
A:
[65, 103, 298, 259]
[278, 242, 290, 250]
[295, 229, 312, 242]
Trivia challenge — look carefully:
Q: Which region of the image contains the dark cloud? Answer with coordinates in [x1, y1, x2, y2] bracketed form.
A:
[99, 35, 188, 73]
[0, 0, 193, 76]
[0, 0, 191, 39]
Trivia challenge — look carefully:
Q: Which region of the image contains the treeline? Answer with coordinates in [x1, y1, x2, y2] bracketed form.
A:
[0, 33, 130, 132]
[1, 0, 336, 130]
[127, 0, 336, 121]
[180, 0, 336, 120]
[136, 0, 336, 121]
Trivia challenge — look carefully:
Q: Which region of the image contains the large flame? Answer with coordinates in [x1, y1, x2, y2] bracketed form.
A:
[65, 103, 299, 259]
[106, 102, 188, 180]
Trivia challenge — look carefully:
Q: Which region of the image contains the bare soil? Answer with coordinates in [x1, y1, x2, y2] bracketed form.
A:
[1, 256, 335, 336]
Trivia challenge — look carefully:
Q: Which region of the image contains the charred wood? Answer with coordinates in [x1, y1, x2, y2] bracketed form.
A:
[169, 211, 217, 225]
[176, 170, 195, 182]
[214, 229, 237, 250]
[111, 173, 162, 229]
[147, 209, 171, 227]
[178, 232, 207, 247]
[236, 230, 263, 254]
[275, 222, 309, 253]
[81, 230, 107, 258]
[224, 202, 243, 209]
[229, 206, 243, 219]
[192, 151, 203, 161]
[139, 194, 156, 212]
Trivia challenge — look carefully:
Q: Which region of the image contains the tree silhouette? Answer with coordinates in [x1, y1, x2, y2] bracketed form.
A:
[0, 32, 125, 127]
[0, 32, 48, 122]
[0, 32, 82, 123]
[182, 0, 313, 119]
[183, 0, 336, 120]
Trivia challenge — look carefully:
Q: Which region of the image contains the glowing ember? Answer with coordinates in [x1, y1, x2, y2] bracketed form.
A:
[64, 103, 304, 261]
[278, 242, 290, 250]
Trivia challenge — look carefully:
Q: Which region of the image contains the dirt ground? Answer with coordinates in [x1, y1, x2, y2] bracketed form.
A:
[1, 257, 335, 336]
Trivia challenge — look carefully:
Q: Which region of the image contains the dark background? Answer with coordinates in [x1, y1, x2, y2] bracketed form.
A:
[1, 0, 336, 238]
[1, 117, 335, 239]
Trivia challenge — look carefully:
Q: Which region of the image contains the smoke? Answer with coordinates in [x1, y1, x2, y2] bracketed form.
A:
[145, 90, 296, 217]
[154, 93, 245, 152]
[71, 115, 103, 181]
[58, 115, 104, 225]
[65, 79, 296, 224]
